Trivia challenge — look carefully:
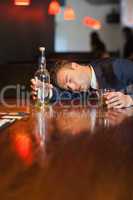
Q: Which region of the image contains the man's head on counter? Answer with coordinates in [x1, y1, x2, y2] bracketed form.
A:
[50, 60, 92, 92]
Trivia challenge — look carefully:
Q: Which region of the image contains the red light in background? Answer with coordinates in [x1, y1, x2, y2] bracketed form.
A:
[14, 0, 31, 6]
[83, 16, 101, 30]
[6, 7, 44, 22]
[48, 0, 61, 15]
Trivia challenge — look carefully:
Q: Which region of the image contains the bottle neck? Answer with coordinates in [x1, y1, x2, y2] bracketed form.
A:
[38, 46, 46, 70]
[39, 63, 46, 70]
[39, 55, 46, 70]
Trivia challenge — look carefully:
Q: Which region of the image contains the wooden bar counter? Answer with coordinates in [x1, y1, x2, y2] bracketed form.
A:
[0, 99, 133, 200]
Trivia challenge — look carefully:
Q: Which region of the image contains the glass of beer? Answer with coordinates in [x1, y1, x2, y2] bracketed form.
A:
[98, 88, 115, 108]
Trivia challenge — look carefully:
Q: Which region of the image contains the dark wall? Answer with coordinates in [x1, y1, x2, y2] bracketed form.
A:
[0, 0, 54, 63]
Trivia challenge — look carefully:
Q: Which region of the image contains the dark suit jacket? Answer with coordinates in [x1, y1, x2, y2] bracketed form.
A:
[51, 58, 133, 103]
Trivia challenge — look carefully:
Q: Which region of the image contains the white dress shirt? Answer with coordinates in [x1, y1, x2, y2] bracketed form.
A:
[90, 66, 98, 90]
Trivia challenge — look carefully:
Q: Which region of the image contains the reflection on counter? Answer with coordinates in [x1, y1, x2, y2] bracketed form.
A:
[9, 105, 133, 167]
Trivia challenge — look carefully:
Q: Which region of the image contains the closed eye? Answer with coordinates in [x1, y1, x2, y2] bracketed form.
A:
[65, 74, 68, 84]
[68, 78, 72, 83]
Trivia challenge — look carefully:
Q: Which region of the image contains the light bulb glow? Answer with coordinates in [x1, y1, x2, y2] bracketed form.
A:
[48, 0, 61, 15]
[14, 0, 31, 6]
[64, 6, 76, 21]
[83, 16, 101, 30]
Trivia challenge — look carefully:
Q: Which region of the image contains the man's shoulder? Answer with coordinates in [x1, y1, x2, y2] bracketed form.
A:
[90, 58, 133, 69]
[90, 58, 114, 68]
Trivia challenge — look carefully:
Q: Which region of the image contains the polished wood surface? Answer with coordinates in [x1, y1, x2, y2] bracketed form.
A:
[0, 100, 133, 200]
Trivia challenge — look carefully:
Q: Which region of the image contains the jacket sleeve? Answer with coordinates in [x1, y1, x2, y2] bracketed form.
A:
[124, 85, 133, 99]
[49, 86, 75, 103]
[49, 87, 99, 104]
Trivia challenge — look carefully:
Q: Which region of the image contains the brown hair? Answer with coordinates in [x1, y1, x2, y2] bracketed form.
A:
[49, 60, 72, 86]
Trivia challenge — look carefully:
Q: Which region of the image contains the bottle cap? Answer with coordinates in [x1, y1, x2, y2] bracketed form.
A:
[39, 47, 45, 52]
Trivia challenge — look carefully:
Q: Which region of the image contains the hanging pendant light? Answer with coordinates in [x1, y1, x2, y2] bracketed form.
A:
[64, 6, 76, 21]
[14, 0, 31, 6]
[48, 0, 61, 15]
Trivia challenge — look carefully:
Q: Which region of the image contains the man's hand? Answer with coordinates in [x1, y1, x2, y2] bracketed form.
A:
[30, 79, 53, 100]
[105, 91, 133, 109]
[31, 79, 37, 100]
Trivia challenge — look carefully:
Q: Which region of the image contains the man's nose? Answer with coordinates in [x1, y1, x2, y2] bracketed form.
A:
[67, 82, 76, 90]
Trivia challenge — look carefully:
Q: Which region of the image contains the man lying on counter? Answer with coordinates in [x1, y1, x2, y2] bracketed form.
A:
[31, 58, 133, 109]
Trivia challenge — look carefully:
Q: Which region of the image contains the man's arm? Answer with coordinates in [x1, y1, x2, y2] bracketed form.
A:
[105, 91, 133, 109]
[106, 59, 133, 108]
[31, 78, 78, 103]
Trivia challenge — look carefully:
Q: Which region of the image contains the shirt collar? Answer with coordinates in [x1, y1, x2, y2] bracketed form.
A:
[90, 65, 98, 90]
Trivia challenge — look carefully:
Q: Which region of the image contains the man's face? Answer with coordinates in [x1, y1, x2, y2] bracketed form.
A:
[56, 63, 90, 91]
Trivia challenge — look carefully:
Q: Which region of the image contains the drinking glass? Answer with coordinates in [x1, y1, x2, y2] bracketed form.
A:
[98, 88, 115, 108]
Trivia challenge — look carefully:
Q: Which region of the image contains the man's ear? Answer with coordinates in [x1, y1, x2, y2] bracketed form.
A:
[71, 62, 78, 70]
